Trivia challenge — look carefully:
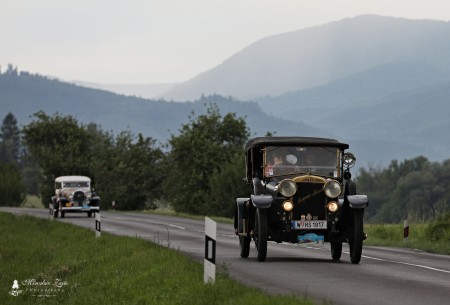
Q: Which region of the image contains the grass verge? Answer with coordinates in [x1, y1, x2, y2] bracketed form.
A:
[21, 195, 45, 209]
[364, 214, 450, 255]
[0, 212, 312, 305]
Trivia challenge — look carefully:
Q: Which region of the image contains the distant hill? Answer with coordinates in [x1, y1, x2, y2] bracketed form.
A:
[256, 59, 450, 121]
[72, 81, 178, 99]
[253, 59, 450, 165]
[328, 80, 450, 156]
[161, 15, 450, 100]
[4, 13, 450, 170]
[0, 70, 329, 145]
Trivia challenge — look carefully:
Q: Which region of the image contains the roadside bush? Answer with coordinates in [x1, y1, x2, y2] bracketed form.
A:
[425, 213, 450, 242]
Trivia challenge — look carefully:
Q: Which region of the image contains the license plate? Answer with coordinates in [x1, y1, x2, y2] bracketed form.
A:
[292, 220, 327, 230]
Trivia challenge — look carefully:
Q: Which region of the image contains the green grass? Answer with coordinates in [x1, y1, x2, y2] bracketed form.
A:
[364, 214, 450, 255]
[21, 195, 45, 209]
[0, 212, 312, 305]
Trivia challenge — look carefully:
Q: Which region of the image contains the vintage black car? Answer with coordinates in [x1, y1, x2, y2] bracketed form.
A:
[234, 137, 368, 264]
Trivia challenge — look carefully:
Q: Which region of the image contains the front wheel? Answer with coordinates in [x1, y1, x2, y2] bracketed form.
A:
[53, 203, 59, 218]
[254, 208, 268, 262]
[239, 235, 251, 258]
[331, 242, 342, 260]
[349, 209, 364, 264]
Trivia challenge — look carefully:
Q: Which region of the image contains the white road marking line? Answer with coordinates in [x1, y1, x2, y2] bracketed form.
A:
[358, 253, 450, 274]
[104, 215, 186, 230]
[265, 241, 450, 274]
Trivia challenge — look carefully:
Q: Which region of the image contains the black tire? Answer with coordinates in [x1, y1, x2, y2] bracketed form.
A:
[254, 208, 268, 262]
[87, 211, 92, 218]
[349, 209, 364, 264]
[331, 242, 342, 260]
[61, 211, 65, 218]
[239, 235, 251, 258]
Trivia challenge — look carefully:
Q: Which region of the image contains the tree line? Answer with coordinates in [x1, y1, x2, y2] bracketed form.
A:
[356, 156, 450, 223]
[1, 105, 450, 221]
[0, 104, 250, 216]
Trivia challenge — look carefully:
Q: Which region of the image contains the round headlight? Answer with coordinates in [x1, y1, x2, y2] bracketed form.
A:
[327, 201, 339, 213]
[323, 180, 342, 198]
[278, 179, 297, 197]
[282, 201, 294, 212]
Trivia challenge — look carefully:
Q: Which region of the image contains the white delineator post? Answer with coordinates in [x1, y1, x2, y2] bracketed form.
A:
[204, 217, 216, 284]
[95, 212, 101, 238]
[403, 219, 409, 241]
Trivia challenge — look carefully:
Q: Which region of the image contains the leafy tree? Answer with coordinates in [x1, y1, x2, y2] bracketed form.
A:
[22, 112, 164, 209]
[20, 157, 41, 195]
[208, 151, 251, 217]
[22, 112, 93, 203]
[357, 156, 450, 223]
[0, 161, 26, 206]
[0, 112, 21, 164]
[164, 103, 250, 215]
[93, 131, 164, 210]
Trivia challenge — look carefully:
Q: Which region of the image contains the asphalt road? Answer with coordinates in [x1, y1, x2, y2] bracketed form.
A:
[2, 207, 450, 305]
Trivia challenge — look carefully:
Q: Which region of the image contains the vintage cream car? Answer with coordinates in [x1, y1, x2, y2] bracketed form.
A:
[50, 176, 100, 218]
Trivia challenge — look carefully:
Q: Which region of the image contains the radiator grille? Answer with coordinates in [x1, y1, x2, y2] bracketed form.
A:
[292, 183, 326, 220]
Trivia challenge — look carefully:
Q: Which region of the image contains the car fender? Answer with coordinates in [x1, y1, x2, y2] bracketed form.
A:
[58, 198, 68, 208]
[251, 194, 273, 209]
[90, 197, 101, 206]
[236, 198, 250, 233]
[50, 196, 57, 210]
[347, 195, 369, 209]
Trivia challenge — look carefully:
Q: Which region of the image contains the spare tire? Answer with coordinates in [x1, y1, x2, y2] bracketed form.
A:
[73, 191, 85, 204]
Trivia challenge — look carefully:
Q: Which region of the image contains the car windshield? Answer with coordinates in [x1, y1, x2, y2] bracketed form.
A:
[264, 146, 339, 178]
[63, 181, 89, 188]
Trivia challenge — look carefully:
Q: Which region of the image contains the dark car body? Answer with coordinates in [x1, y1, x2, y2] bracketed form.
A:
[234, 137, 368, 263]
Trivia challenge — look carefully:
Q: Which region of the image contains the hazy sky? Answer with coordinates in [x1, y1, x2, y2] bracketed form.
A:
[1, 0, 450, 84]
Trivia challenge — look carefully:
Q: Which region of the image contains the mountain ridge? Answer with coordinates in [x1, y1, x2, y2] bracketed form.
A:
[1, 69, 447, 171]
[0, 71, 329, 144]
[161, 15, 450, 100]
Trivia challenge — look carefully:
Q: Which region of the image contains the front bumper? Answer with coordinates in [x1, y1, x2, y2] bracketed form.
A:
[60, 206, 100, 213]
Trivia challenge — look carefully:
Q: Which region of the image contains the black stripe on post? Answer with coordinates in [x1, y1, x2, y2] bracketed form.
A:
[205, 235, 216, 264]
[403, 219, 409, 240]
[95, 212, 101, 238]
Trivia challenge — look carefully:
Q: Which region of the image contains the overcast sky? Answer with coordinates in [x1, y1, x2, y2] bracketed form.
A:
[1, 0, 450, 84]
